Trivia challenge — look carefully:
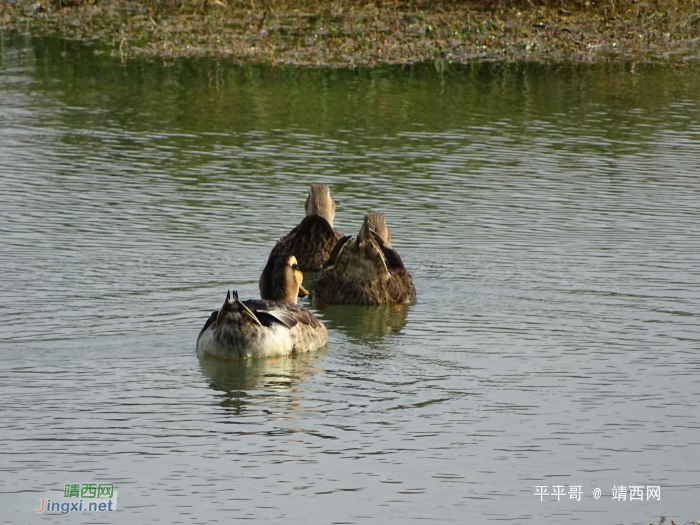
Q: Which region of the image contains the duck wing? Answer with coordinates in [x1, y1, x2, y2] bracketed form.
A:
[254, 311, 297, 329]
[243, 299, 323, 329]
[323, 235, 352, 268]
[369, 230, 406, 270]
[198, 311, 219, 341]
[324, 229, 406, 280]
[328, 235, 389, 282]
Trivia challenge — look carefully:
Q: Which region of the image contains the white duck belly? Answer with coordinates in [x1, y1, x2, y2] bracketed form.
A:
[197, 322, 294, 358]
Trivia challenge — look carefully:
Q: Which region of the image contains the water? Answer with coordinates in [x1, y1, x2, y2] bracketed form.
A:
[1, 34, 700, 524]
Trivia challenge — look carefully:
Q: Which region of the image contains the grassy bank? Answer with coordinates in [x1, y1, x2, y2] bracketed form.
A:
[2, 0, 700, 65]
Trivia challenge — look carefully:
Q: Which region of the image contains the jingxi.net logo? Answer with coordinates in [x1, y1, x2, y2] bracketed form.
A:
[35, 483, 118, 515]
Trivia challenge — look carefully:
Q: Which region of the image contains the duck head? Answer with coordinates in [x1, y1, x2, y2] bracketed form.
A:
[358, 212, 392, 246]
[304, 183, 336, 227]
[259, 254, 308, 303]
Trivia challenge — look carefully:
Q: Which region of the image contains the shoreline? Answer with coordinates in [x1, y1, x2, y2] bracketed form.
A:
[2, 1, 700, 66]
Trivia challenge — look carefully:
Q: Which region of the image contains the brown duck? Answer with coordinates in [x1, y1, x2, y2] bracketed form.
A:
[310, 212, 416, 305]
[267, 184, 344, 272]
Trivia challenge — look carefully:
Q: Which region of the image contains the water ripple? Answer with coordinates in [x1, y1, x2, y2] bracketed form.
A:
[1, 38, 699, 523]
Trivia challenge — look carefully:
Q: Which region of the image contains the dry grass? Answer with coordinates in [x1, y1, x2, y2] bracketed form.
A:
[2, 0, 700, 64]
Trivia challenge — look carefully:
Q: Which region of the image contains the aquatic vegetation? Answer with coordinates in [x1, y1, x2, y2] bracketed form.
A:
[2, 0, 700, 65]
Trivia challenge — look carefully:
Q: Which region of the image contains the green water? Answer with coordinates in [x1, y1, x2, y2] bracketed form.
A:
[1, 34, 700, 523]
[23, 36, 700, 135]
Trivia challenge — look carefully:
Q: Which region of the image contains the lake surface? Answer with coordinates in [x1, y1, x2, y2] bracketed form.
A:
[1, 34, 699, 524]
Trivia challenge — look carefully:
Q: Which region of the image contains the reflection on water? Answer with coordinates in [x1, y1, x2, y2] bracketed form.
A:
[1, 34, 699, 524]
[199, 353, 325, 412]
[319, 304, 410, 343]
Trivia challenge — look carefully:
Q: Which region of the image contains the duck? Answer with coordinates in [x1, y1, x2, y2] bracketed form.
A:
[310, 212, 416, 305]
[267, 184, 344, 272]
[196, 255, 328, 358]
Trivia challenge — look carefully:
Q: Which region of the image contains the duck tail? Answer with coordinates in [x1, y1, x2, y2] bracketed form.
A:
[216, 290, 234, 325]
[233, 291, 263, 327]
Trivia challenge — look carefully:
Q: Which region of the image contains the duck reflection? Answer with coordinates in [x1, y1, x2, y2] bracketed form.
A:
[316, 303, 410, 344]
[198, 352, 324, 413]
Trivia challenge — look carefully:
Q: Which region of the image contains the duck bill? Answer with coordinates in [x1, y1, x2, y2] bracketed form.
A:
[298, 284, 309, 297]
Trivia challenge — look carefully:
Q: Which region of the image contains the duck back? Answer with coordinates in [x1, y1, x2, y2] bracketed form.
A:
[270, 215, 343, 271]
[310, 237, 416, 305]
